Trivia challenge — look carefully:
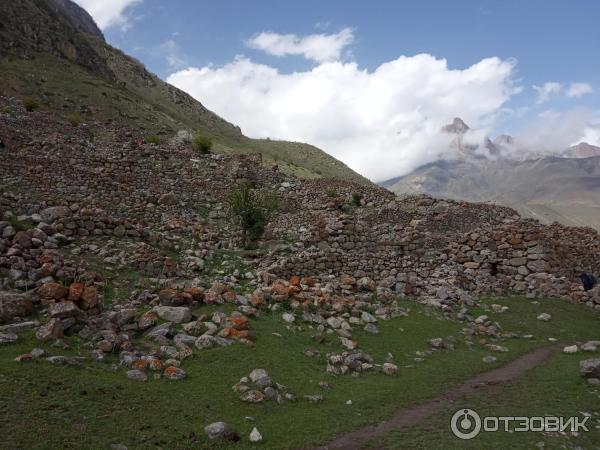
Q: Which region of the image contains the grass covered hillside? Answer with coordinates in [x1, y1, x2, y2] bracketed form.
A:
[0, 0, 368, 184]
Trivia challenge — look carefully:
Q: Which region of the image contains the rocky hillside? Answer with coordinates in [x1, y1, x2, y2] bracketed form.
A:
[2, 99, 599, 315]
[0, 0, 368, 184]
[383, 118, 600, 230]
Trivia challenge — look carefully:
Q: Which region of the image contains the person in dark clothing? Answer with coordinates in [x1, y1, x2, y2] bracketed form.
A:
[580, 272, 597, 291]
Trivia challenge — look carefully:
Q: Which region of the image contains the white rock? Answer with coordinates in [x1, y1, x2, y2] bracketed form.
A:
[563, 345, 578, 354]
[582, 341, 600, 352]
[249, 427, 262, 443]
[282, 313, 295, 323]
[249, 368, 269, 383]
[537, 313, 551, 321]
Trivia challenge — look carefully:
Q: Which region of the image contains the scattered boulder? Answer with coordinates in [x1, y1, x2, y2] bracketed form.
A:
[35, 318, 64, 341]
[163, 366, 186, 380]
[205, 422, 239, 441]
[382, 362, 398, 376]
[126, 369, 148, 382]
[0, 332, 18, 344]
[580, 359, 600, 378]
[0, 291, 33, 322]
[153, 306, 191, 324]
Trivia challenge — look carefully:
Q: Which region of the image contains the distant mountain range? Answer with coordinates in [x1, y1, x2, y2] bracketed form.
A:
[381, 118, 600, 230]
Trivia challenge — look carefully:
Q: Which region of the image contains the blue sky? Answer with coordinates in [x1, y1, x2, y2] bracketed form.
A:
[76, 0, 600, 180]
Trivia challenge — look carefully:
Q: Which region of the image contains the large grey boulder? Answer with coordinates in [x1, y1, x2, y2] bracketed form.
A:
[40, 206, 72, 223]
[204, 422, 239, 441]
[0, 291, 33, 323]
[580, 359, 600, 378]
[153, 306, 191, 324]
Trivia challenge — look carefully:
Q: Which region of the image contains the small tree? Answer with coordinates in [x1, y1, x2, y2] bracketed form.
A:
[351, 192, 363, 207]
[146, 135, 160, 144]
[326, 188, 337, 198]
[22, 97, 39, 112]
[227, 181, 279, 249]
[66, 112, 83, 127]
[192, 134, 212, 154]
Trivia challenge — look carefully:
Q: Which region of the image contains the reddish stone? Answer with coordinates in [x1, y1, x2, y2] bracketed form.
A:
[158, 288, 191, 306]
[35, 318, 64, 341]
[40, 262, 56, 277]
[210, 282, 228, 295]
[221, 291, 237, 303]
[290, 275, 301, 286]
[301, 277, 316, 287]
[250, 292, 266, 307]
[132, 359, 148, 370]
[185, 287, 204, 302]
[219, 327, 250, 340]
[68, 283, 85, 301]
[287, 286, 301, 296]
[49, 301, 82, 319]
[147, 357, 163, 371]
[340, 275, 356, 286]
[271, 281, 289, 298]
[38, 282, 68, 301]
[225, 316, 248, 330]
[138, 311, 157, 330]
[80, 286, 99, 310]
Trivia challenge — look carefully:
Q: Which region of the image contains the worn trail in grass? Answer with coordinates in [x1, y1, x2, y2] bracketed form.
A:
[0, 296, 598, 449]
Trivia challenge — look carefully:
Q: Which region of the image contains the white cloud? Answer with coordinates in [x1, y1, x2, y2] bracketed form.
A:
[516, 108, 598, 153]
[245, 28, 354, 63]
[567, 82, 593, 98]
[533, 81, 562, 104]
[72, 0, 142, 30]
[159, 39, 187, 68]
[168, 54, 519, 180]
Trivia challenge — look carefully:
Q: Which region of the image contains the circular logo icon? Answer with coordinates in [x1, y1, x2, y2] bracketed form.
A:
[451, 408, 482, 440]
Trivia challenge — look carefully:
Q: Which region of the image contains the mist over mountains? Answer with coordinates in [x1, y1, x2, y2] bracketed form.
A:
[382, 117, 600, 230]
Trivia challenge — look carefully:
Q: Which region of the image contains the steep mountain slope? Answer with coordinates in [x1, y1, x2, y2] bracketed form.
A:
[0, 0, 368, 184]
[382, 119, 600, 230]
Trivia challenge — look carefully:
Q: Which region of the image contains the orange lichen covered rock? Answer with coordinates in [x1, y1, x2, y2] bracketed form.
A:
[80, 286, 99, 310]
[68, 283, 85, 301]
[219, 327, 250, 340]
[225, 316, 249, 330]
[38, 282, 68, 301]
[221, 291, 237, 303]
[185, 287, 205, 302]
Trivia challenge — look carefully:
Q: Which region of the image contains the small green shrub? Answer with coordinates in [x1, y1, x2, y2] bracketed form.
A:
[146, 135, 160, 145]
[192, 135, 212, 154]
[66, 113, 83, 127]
[22, 97, 39, 112]
[8, 216, 33, 232]
[351, 192, 363, 207]
[227, 181, 279, 249]
[326, 188, 338, 198]
[1, 106, 12, 114]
